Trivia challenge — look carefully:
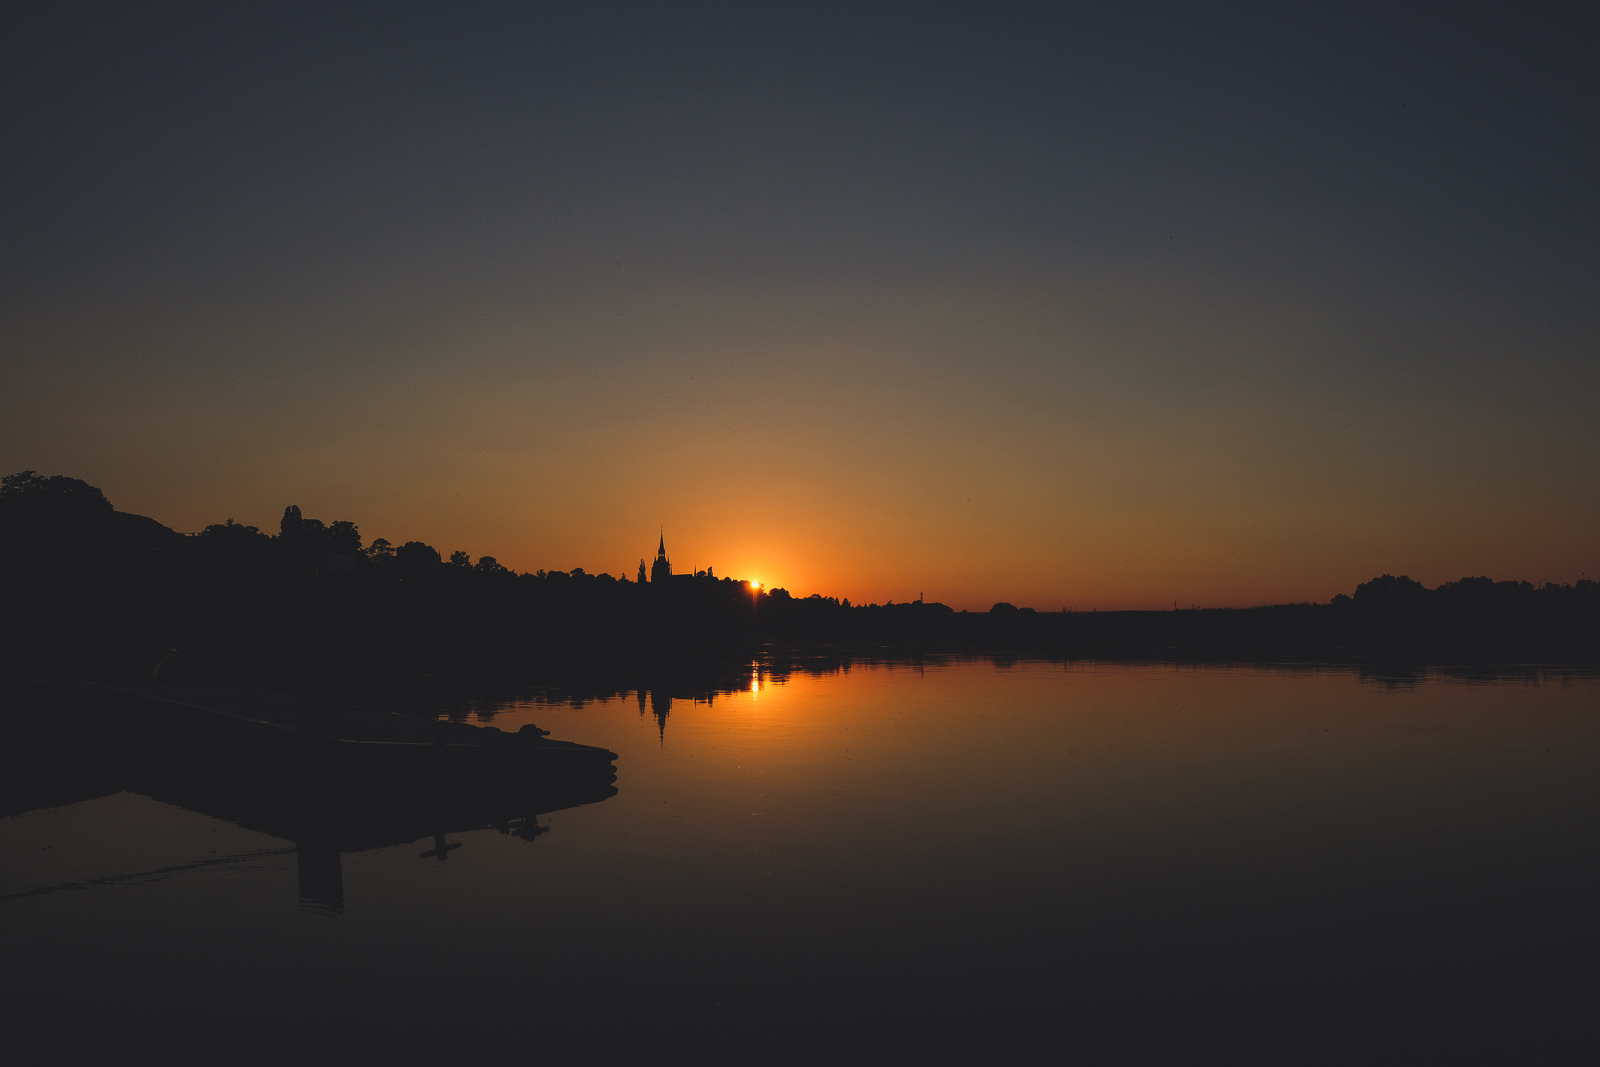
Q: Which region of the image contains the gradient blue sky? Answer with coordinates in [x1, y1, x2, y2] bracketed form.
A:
[3, 2, 1597, 607]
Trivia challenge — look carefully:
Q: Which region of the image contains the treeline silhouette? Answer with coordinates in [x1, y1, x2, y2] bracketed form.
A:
[4, 471, 1597, 699]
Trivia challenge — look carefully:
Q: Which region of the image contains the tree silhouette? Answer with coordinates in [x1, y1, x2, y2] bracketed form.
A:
[0, 470, 114, 525]
[396, 541, 442, 572]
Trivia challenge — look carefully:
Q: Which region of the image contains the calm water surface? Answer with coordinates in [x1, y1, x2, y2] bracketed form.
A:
[5, 661, 1599, 1062]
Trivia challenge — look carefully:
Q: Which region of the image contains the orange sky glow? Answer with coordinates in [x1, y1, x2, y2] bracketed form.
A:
[4, 8, 1597, 610]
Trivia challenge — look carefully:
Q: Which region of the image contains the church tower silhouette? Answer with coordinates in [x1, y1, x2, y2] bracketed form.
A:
[651, 531, 672, 584]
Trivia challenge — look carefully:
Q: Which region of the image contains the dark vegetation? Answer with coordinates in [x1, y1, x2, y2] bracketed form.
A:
[3, 471, 1597, 704]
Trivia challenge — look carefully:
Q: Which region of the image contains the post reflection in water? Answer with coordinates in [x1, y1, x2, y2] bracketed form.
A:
[5, 658, 1600, 1061]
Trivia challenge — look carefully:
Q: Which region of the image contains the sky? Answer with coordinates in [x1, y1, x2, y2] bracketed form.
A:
[3, 2, 1598, 609]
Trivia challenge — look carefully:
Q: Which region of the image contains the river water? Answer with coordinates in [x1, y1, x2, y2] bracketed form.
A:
[4, 660, 1599, 1062]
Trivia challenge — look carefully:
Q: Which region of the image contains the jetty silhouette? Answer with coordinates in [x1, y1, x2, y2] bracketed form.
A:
[0, 676, 616, 911]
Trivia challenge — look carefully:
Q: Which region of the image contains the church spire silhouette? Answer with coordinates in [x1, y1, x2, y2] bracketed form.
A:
[651, 530, 672, 583]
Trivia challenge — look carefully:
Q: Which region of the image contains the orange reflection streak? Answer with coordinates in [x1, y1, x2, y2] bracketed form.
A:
[476, 662, 1600, 841]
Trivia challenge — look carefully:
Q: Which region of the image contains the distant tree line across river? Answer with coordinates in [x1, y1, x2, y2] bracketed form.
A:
[3, 471, 1597, 698]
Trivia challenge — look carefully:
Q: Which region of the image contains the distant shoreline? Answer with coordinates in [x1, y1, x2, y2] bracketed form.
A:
[5, 472, 1597, 699]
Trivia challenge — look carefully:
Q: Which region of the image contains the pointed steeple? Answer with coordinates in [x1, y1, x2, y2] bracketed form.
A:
[651, 530, 672, 583]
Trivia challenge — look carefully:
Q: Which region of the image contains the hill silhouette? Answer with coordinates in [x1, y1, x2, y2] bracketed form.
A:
[4, 471, 1597, 700]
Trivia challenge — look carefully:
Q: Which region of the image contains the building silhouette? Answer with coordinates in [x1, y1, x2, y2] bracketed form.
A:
[650, 532, 715, 583]
[651, 532, 672, 584]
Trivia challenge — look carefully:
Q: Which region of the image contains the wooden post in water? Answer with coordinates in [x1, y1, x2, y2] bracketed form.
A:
[299, 658, 342, 736]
